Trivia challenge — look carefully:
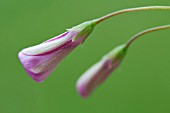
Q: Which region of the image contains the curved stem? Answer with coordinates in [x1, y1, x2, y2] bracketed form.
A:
[94, 6, 170, 24]
[125, 25, 170, 48]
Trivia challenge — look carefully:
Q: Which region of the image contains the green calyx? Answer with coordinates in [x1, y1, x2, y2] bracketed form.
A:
[68, 20, 97, 42]
[103, 44, 127, 62]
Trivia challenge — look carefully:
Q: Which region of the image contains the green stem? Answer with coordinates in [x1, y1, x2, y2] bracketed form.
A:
[93, 6, 170, 24]
[125, 25, 170, 48]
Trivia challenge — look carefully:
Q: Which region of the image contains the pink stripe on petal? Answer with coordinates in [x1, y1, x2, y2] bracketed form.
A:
[22, 31, 79, 56]
[44, 32, 69, 43]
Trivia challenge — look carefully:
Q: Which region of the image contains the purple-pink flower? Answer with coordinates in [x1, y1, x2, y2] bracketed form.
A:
[76, 45, 127, 98]
[18, 21, 96, 82]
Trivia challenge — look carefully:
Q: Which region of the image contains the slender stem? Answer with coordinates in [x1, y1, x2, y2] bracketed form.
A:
[125, 25, 170, 48]
[94, 6, 170, 24]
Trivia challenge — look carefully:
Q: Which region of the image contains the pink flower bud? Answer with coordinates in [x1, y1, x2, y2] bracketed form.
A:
[77, 45, 127, 98]
[18, 21, 96, 82]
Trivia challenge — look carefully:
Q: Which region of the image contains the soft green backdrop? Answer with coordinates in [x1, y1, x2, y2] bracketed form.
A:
[0, 0, 170, 113]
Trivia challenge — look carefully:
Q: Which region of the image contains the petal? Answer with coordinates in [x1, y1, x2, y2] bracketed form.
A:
[18, 41, 79, 82]
[22, 31, 79, 56]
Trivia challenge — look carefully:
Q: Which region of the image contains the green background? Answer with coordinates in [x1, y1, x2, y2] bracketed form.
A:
[1, 0, 170, 113]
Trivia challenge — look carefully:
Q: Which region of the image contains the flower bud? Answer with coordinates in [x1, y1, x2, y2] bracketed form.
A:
[18, 20, 96, 82]
[76, 44, 127, 98]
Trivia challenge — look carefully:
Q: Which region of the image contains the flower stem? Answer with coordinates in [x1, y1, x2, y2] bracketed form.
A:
[125, 25, 170, 48]
[94, 6, 170, 24]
